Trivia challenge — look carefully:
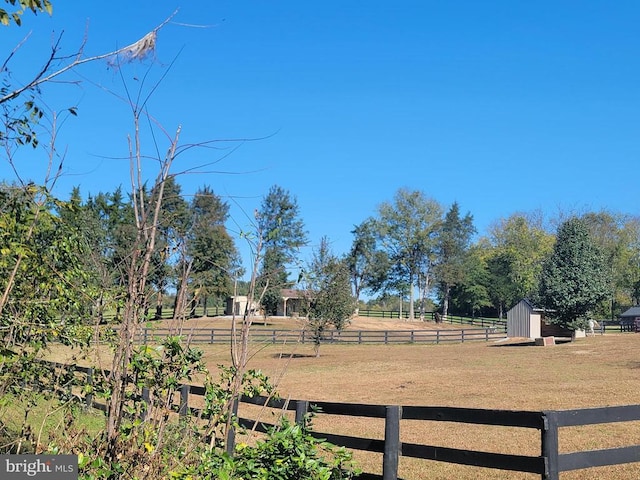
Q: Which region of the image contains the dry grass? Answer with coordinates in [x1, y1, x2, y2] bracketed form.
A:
[46, 317, 640, 479]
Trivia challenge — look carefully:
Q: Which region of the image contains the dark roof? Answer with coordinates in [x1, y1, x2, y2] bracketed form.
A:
[280, 289, 307, 299]
[521, 298, 548, 313]
[620, 306, 640, 318]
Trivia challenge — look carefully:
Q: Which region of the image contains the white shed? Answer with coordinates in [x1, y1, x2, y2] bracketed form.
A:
[507, 299, 544, 338]
[225, 296, 259, 316]
[507, 299, 586, 339]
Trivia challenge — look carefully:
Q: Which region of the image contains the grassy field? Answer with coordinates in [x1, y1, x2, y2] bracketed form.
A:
[47, 317, 640, 479]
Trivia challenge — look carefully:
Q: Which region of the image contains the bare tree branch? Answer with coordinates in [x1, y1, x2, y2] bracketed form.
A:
[0, 10, 179, 106]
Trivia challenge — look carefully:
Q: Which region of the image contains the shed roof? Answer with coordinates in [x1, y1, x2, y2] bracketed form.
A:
[517, 298, 548, 313]
[620, 306, 640, 318]
[280, 289, 307, 299]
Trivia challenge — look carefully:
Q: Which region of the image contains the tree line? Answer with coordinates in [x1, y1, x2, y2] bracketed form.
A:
[2, 180, 637, 329]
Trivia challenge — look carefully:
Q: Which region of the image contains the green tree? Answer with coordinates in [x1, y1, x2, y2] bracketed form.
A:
[449, 244, 492, 317]
[434, 202, 475, 317]
[0, 184, 87, 347]
[375, 188, 442, 320]
[581, 211, 640, 316]
[305, 237, 353, 357]
[150, 177, 191, 318]
[486, 212, 554, 315]
[256, 185, 307, 315]
[188, 185, 240, 316]
[84, 187, 137, 320]
[539, 217, 611, 330]
[346, 219, 389, 312]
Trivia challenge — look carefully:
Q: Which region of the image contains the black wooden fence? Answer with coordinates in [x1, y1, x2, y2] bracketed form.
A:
[41, 362, 640, 480]
[357, 310, 507, 330]
[131, 327, 507, 345]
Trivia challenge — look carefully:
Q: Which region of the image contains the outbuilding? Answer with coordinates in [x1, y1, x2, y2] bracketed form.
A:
[619, 306, 640, 332]
[225, 296, 259, 316]
[507, 299, 586, 339]
[277, 289, 307, 317]
[507, 299, 545, 338]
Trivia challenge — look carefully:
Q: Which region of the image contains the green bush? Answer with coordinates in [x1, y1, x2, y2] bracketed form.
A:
[174, 415, 359, 480]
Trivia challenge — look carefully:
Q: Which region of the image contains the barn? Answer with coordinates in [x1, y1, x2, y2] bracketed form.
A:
[507, 299, 586, 339]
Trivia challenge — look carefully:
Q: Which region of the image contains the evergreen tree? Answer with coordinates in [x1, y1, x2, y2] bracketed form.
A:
[539, 217, 611, 330]
[256, 185, 307, 315]
[188, 186, 240, 316]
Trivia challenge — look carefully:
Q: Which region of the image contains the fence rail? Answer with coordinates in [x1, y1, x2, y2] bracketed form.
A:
[131, 327, 507, 345]
[35, 361, 640, 480]
[357, 310, 507, 330]
[599, 319, 640, 333]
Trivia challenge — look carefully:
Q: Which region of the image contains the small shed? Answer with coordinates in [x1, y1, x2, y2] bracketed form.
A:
[507, 299, 586, 339]
[507, 299, 544, 338]
[619, 306, 640, 332]
[225, 296, 259, 316]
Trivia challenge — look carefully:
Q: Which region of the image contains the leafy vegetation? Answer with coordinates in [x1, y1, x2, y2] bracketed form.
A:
[539, 217, 611, 329]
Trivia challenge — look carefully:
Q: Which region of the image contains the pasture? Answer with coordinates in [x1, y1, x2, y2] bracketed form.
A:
[194, 319, 640, 479]
[49, 317, 640, 479]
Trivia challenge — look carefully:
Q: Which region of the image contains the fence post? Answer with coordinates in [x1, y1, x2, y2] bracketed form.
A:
[461, 330, 465, 343]
[541, 411, 559, 480]
[436, 330, 440, 344]
[143, 328, 148, 344]
[272, 330, 277, 344]
[410, 331, 414, 343]
[85, 368, 93, 410]
[211, 330, 215, 344]
[384, 331, 389, 344]
[358, 331, 362, 344]
[141, 387, 150, 421]
[383, 405, 401, 480]
[226, 397, 239, 456]
[295, 400, 309, 425]
[179, 384, 189, 416]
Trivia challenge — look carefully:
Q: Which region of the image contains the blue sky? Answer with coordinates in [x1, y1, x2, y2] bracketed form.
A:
[3, 1, 639, 274]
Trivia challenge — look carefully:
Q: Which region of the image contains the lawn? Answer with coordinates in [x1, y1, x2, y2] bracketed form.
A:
[45, 317, 640, 479]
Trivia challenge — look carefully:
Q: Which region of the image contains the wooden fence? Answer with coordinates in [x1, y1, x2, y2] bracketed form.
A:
[132, 327, 508, 345]
[600, 319, 640, 333]
[39, 361, 640, 480]
[357, 310, 507, 330]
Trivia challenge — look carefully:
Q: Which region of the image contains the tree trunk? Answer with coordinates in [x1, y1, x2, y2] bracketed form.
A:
[408, 273, 415, 320]
[155, 290, 163, 320]
[442, 284, 451, 318]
